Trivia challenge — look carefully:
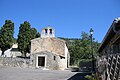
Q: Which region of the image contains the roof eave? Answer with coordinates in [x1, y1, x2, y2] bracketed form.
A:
[98, 21, 116, 52]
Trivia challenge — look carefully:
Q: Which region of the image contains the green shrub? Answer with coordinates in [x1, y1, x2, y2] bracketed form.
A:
[85, 74, 97, 80]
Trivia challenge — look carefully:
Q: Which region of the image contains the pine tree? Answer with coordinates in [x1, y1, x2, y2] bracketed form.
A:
[0, 20, 14, 56]
[17, 21, 40, 57]
[17, 21, 31, 57]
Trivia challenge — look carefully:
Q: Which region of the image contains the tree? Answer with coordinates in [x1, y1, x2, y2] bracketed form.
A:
[63, 32, 100, 66]
[81, 32, 89, 40]
[0, 20, 14, 56]
[36, 32, 40, 38]
[30, 28, 40, 39]
[69, 39, 81, 65]
[30, 28, 37, 39]
[17, 21, 31, 57]
[80, 32, 91, 59]
[17, 21, 40, 57]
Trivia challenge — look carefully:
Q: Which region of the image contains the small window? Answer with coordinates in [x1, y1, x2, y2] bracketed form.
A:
[45, 29, 48, 34]
[50, 29, 52, 34]
[54, 56, 56, 60]
[60, 56, 65, 59]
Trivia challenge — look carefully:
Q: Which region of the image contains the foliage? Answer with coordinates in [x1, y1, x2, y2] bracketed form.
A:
[0, 20, 14, 56]
[36, 32, 40, 38]
[85, 74, 97, 80]
[13, 38, 17, 43]
[30, 28, 40, 39]
[30, 28, 37, 39]
[62, 32, 100, 66]
[17, 21, 31, 57]
[17, 21, 40, 57]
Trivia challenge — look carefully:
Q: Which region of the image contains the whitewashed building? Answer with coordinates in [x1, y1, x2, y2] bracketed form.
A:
[0, 43, 21, 57]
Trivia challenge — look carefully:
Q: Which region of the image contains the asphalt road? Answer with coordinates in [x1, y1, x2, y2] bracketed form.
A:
[0, 67, 77, 80]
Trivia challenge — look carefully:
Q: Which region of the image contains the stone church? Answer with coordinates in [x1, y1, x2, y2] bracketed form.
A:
[30, 26, 70, 70]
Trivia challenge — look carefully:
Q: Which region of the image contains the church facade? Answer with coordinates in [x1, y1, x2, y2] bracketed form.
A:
[30, 27, 70, 70]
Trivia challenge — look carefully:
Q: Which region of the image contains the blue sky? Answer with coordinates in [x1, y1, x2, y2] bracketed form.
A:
[0, 0, 120, 42]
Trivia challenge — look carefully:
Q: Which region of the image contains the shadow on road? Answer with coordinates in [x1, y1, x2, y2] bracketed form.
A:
[67, 72, 92, 80]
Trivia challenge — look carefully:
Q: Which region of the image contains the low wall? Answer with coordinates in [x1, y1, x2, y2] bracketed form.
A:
[0, 57, 33, 68]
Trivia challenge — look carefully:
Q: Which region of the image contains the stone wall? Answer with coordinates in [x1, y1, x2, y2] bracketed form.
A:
[31, 38, 65, 56]
[31, 51, 63, 70]
[0, 57, 33, 68]
[0, 51, 67, 70]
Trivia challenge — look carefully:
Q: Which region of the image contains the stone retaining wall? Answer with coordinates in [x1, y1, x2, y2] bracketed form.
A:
[0, 57, 33, 68]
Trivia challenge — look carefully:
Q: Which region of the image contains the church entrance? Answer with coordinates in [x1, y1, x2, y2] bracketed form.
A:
[38, 56, 45, 67]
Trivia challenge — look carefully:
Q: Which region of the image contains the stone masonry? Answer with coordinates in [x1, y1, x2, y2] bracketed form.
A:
[31, 38, 65, 56]
[30, 27, 69, 70]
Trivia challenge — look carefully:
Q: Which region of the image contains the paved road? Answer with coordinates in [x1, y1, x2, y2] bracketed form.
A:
[0, 67, 78, 80]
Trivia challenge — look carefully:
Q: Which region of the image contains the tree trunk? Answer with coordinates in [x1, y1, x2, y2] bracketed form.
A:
[1, 51, 4, 56]
[24, 53, 26, 58]
[22, 52, 26, 58]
